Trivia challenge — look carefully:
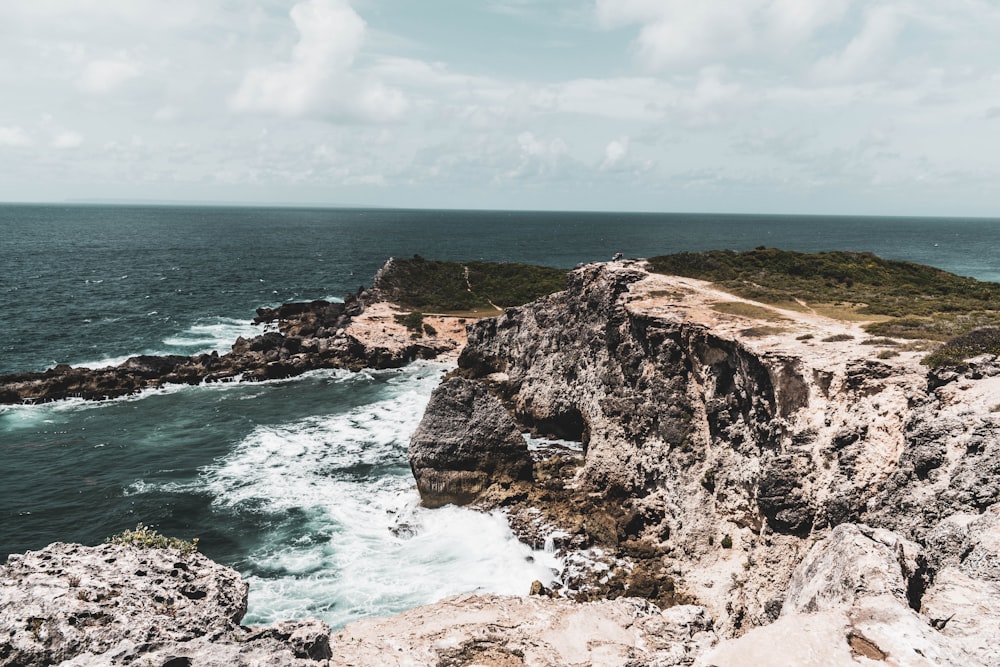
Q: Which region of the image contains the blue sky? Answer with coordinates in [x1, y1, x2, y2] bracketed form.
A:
[1, 0, 998, 215]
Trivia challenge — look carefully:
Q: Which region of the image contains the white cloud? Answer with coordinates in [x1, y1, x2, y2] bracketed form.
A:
[231, 0, 407, 122]
[601, 137, 629, 170]
[812, 6, 902, 82]
[51, 131, 83, 149]
[502, 131, 573, 180]
[78, 58, 141, 94]
[595, 0, 850, 70]
[0, 126, 32, 147]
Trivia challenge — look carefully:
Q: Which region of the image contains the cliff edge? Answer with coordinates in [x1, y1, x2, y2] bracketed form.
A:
[409, 258, 1000, 664]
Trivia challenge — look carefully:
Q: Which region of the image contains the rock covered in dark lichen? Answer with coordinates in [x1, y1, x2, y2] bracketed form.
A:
[409, 377, 533, 508]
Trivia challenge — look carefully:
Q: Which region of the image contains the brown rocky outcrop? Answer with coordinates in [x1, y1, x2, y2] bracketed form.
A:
[415, 259, 1000, 644]
[409, 377, 533, 507]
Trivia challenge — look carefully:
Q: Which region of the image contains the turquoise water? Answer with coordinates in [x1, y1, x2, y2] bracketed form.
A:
[2, 204, 999, 626]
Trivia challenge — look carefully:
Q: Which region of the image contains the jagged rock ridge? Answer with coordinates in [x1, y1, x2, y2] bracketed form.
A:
[409, 259, 1000, 663]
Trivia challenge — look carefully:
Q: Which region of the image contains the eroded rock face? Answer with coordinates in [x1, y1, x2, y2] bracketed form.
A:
[410, 377, 533, 507]
[434, 259, 1000, 638]
[0, 542, 330, 667]
[702, 523, 989, 667]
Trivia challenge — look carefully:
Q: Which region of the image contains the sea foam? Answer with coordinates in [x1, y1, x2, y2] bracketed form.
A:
[192, 363, 559, 628]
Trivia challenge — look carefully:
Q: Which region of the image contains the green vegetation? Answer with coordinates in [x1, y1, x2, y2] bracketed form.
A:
[921, 327, 1000, 368]
[648, 249, 1000, 319]
[741, 326, 787, 338]
[394, 311, 426, 332]
[376, 256, 567, 313]
[721, 534, 733, 549]
[647, 248, 1000, 365]
[107, 523, 199, 553]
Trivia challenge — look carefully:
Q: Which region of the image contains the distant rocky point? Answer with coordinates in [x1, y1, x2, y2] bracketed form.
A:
[0, 257, 568, 404]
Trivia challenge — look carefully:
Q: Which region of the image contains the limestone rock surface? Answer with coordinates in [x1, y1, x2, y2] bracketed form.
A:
[436, 259, 1000, 639]
[0, 542, 330, 667]
[333, 594, 717, 667]
[409, 376, 533, 507]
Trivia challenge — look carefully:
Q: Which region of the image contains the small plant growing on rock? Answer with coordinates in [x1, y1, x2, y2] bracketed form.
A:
[66, 574, 81, 588]
[394, 311, 426, 336]
[922, 326, 1000, 368]
[721, 534, 733, 549]
[106, 523, 199, 553]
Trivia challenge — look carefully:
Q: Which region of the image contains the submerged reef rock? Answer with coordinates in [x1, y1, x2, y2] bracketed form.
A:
[410, 257, 1000, 662]
[409, 377, 533, 507]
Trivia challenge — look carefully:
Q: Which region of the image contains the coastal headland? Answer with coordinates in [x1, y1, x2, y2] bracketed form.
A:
[3, 251, 1000, 666]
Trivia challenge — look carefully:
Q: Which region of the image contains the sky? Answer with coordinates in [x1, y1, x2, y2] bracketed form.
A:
[1, 0, 999, 215]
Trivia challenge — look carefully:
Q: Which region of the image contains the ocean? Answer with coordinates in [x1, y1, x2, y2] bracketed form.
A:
[2, 204, 999, 627]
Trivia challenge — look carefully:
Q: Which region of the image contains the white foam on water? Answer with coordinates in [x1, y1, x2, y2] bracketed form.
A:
[161, 316, 261, 353]
[194, 363, 560, 628]
[74, 316, 260, 368]
[523, 434, 585, 452]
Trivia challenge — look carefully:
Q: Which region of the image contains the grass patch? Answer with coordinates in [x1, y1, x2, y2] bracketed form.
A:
[394, 311, 426, 334]
[822, 333, 854, 343]
[741, 326, 787, 337]
[107, 523, 199, 553]
[711, 301, 788, 321]
[374, 256, 567, 313]
[922, 327, 1000, 368]
[861, 337, 899, 346]
[647, 249, 1000, 341]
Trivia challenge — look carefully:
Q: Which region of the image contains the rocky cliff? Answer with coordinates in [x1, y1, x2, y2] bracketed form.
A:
[6, 257, 1000, 666]
[410, 259, 1000, 663]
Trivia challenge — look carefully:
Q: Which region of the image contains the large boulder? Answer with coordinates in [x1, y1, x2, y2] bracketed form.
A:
[0, 542, 331, 667]
[409, 377, 533, 508]
[700, 524, 983, 667]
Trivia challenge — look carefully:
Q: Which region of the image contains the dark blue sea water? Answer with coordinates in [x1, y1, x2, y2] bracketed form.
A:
[2, 204, 999, 626]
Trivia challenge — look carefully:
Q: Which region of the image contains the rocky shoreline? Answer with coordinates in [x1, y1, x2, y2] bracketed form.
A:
[0, 284, 466, 405]
[4, 257, 1000, 665]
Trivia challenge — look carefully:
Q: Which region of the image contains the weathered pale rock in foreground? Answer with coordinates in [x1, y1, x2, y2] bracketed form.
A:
[0, 542, 332, 667]
[334, 595, 717, 666]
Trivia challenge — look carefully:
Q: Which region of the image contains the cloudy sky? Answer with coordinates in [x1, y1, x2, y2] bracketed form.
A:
[1, 0, 998, 215]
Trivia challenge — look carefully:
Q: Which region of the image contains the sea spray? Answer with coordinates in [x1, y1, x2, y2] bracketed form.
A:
[187, 362, 560, 627]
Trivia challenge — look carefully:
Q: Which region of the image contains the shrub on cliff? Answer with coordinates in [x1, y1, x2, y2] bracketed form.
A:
[648, 248, 1000, 340]
[374, 256, 567, 313]
[922, 327, 1000, 368]
[106, 523, 199, 553]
